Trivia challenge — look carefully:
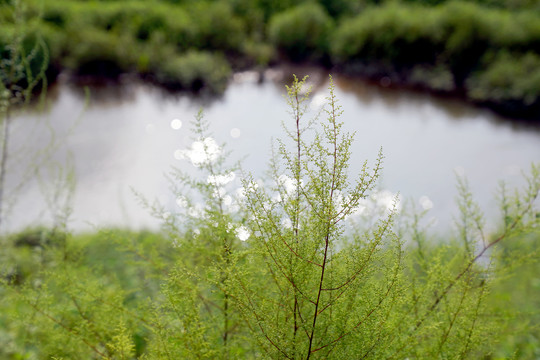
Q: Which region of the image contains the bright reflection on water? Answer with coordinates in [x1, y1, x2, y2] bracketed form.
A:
[174, 137, 221, 166]
[4, 67, 540, 233]
[170, 118, 182, 130]
[230, 128, 241, 138]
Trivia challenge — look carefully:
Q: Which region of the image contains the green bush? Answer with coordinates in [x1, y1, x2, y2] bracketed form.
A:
[0, 25, 52, 103]
[185, 2, 246, 54]
[68, 1, 145, 32]
[489, 231, 540, 358]
[153, 50, 231, 93]
[34, 23, 65, 62]
[243, 0, 298, 22]
[37, 0, 194, 50]
[399, 0, 540, 9]
[6, 0, 540, 116]
[487, 10, 540, 54]
[316, 0, 366, 18]
[132, 10, 169, 41]
[332, 4, 445, 68]
[439, 1, 501, 87]
[268, 2, 334, 62]
[62, 27, 139, 77]
[466, 52, 540, 116]
[331, 0, 540, 113]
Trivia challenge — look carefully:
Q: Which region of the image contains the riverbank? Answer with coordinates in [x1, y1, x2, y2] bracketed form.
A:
[1, 0, 540, 120]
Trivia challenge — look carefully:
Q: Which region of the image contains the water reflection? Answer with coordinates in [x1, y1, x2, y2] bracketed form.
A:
[336, 73, 540, 133]
[170, 119, 183, 130]
[4, 69, 540, 233]
[51, 73, 227, 112]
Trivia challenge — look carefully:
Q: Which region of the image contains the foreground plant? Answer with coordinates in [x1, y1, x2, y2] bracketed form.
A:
[139, 111, 250, 359]
[0, 75, 538, 359]
[0, 0, 49, 229]
[232, 75, 539, 359]
[233, 75, 393, 359]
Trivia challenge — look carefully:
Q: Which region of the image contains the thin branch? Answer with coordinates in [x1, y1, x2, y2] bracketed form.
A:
[248, 207, 316, 305]
[306, 81, 340, 359]
[322, 214, 393, 292]
[24, 297, 108, 358]
[237, 276, 293, 359]
[436, 276, 470, 354]
[311, 261, 400, 354]
[389, 187, 538, 359]
[251, 187, 322, 268]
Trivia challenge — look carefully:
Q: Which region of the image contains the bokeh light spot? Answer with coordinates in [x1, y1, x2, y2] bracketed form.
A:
[419, 195, 434, 210]
[171, 119, 182, 130]
[230, 128, 241, 138]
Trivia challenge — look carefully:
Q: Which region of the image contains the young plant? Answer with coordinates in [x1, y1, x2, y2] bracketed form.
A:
[139, 110, 250, 359]
[0, 0, 49, 229]
[232, 75, 401, 359]
[231, 75, 540, 359]
[1, 74, 538, 359]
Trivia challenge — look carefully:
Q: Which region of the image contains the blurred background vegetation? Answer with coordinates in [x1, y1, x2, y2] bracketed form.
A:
[0, 0, 539, 117]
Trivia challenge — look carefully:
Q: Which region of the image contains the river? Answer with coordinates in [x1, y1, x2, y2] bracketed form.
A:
[4, 67, 540, 233]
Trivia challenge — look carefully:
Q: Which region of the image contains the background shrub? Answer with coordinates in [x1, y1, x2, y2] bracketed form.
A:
[3, 0, 540, 117]
[331, 5, 445, 71]
[268, 2, 334, 62]
[466, 52, 540, 117]
[184, 2, 245, 54]
[62, 28, 138, 77]
[153, 50, 232, 93]
[316, 0, 367, 18]
[439, 1, 499, 87]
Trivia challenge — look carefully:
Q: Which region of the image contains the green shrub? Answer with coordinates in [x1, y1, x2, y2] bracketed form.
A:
[244, 0, 298, 22]
[133, 10, 167, 41]
[34, 23, 65, 62]
[241, 39, 275, 67]
[489, 231, 540, 358]
[466, 52, 540, 116]
[268, 2, 334, 62]
[41, 3, 67, 28]
[487, 10, 540, 53]
[11, 0, 540, 116]
[153, 50, 231, 93]
[0, 25, 51, 103]
[38, 0, 194, 50]
[61, 27, 139, 77]
[12, 227, 65, 249]
[69, 1, 144, 32]
[316, 0, 367, 18]
[332, 4, 445, 67]
[331, 0, 540, 108]
[398, 0, 540, 9]
[439, 1, 500, 87]
[185, 1, 245, 54]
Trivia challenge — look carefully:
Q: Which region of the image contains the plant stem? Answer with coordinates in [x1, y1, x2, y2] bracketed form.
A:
[0, 108, 10, 229]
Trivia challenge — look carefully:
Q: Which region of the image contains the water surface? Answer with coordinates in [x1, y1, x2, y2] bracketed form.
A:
[5, 68, 539, 233]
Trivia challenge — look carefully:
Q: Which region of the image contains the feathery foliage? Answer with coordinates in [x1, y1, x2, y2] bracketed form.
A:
[0, 75, 539, 359]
